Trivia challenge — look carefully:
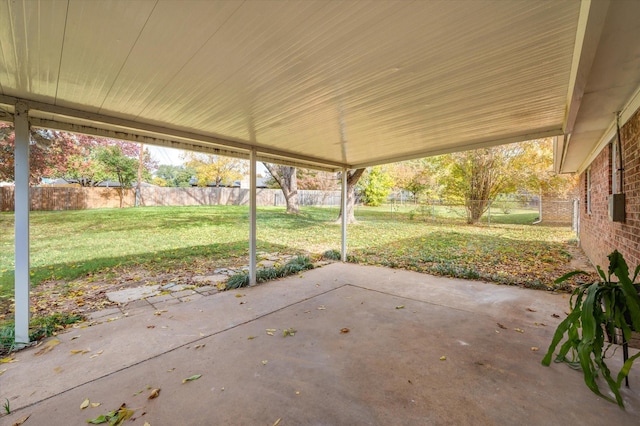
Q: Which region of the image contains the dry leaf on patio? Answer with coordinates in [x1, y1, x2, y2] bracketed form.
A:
[395, 305, 405, 309]
[439, 356, 447, 361]
[148, 388, 161, 399]
[91, 402, 101, 408]
[273, 418, 281, 426]
[266, 328, 276, 336]
[283, 328, 296, 337]
[526, 308, 537, 312]
[340, 328, 350, 334]
[0, 356, 17, 363]
[70, 335, 81, 340]
[81, 398, 90, 409]
[551, 313, 560, 318]
[194, 344, 205, 349]
[496, 323, 507, 329]
[317, 305, 326, 310]
[530, 347, 539, 351]
[34, 338, 60, 356]
[514, 328, 524, 333]
[70, 349, 90, 355]
[11, 414, 30, 426]
[262, 360, 268, 365]
[144, 422, 151, 426]
[247, 335, 256, 340]
[182, 374, 202, 383]
[235, 293, 244, 298]
[0, 368, 7, 375]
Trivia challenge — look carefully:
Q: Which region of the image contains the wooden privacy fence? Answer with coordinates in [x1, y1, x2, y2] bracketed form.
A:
[0, 186, 341, 212]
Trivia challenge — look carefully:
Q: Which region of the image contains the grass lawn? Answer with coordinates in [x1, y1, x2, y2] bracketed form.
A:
[0, 205, 583, 319]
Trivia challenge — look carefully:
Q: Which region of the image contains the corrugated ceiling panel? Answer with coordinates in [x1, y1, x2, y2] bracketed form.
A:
[0, 0, 67, 102]
[0, 0, 586, 169]
[54, 0, 156, 111]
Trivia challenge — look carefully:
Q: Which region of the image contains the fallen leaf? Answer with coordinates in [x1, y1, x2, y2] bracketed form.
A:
[551, 313, 560, 318]
[317, 305, 326, 310]
[144, 422, 151, 426]
[514, 328, 524, 333]
[182, 374, 202, 383]
[496, 323, 507, 329]
[530, 347, 539, 351]
[395, 305, 405, 309]
[0, 356, 17, 363]
[534, 322, 547, 326]
[247, 336, 256, 340]
[0, 368, 7, 375]
[11, 414, 30, 426]
[273, 418, 281, 426]
[154, 310, 167, 316]
[262, 360, 268, 365]
[194, 344, 205, 349]
[34, 339, 60, 356]
[526, 308, 537, 312]
[340, 328, 350, 334]
[91, 402, 101, 408]
[235, 293, 244, 298]
[81, 398, 90, 409]
[70, 349, 90, 355]
[146, 325, 155, 329]
[148, 388, 161, 399]
[283, 328, 296, 337]
[266, 328, 276, 336]
[439, 356, 447, 361]
[106, 317, 119, 322]
[53, 366, 63, 373]
[70, 335, 81, 340]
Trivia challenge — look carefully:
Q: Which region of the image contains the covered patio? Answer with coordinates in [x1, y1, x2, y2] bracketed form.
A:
[1, 0, 640, 421]
[3, 263, 639, 424]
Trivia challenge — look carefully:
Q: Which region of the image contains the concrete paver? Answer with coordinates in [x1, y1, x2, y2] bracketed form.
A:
[2, 264, 638, 425]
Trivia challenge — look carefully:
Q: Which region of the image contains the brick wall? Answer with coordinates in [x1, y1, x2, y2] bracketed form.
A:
[579, 106, 640, 269]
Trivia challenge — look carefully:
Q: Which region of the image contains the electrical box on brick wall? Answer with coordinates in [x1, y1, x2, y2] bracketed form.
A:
[608, 193, 625, 222]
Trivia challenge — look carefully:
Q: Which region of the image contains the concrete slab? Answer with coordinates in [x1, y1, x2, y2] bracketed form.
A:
[2, 264, 639, 425]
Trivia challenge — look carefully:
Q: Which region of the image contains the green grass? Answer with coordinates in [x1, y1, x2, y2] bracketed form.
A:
[0, 205, 577, 303]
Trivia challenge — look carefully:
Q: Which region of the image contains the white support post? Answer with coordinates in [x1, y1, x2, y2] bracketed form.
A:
[14, 101, 30, 346]
[341, 169, 348, 262]
[249, 149, 257, 285]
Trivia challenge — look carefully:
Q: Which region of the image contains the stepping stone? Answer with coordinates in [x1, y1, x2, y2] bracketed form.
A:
[106, 285, 160, 304]
[192, 275, 228, 284]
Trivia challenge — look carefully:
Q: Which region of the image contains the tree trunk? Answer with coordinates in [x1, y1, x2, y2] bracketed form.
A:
[263, 163, 300, 214]
[336, 168, 365, 224]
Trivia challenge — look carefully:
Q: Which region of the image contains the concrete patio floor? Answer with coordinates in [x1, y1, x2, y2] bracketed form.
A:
[2, 263, 639, 425]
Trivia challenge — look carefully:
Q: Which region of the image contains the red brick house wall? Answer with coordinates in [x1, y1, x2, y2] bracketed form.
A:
[579, 106, 640, 269]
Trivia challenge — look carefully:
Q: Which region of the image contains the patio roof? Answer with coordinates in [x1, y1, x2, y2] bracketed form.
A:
[0, 0, 638, 172]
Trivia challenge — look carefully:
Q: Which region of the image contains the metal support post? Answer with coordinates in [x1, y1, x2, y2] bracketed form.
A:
[14, 101, 30, 346]
[249, 149, 257, 285]
[341, 169, 348, 262]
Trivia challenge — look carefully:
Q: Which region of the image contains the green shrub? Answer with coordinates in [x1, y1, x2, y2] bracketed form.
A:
[322, 249, 341, 260]
[224, 256, 314, 290]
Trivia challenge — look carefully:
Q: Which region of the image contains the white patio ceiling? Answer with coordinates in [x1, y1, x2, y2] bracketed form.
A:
[0, 0, 639, 173]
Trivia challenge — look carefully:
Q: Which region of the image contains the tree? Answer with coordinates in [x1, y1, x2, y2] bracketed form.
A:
[390, 159, 436, 202]
[263, 163, 300, 214]
[438, 146, 514, 224]
[0, 124, 158, 186]
[185, 153, 246, 187]
[297, 168, 339, 191]
[336, 168, 366, 224]
[94, 145, 138, 207]
[358, 166, 394, 206]
[155, 164, 195, 187]
[0, 124, 83, 184]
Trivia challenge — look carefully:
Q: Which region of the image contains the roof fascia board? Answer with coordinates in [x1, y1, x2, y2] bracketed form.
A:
[563, 0, 610, 135]
[0, 95, 348, 170]
[30, 118, 250, 160]
[575, 85, 640, 175]
[351, 128, 563, 169]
